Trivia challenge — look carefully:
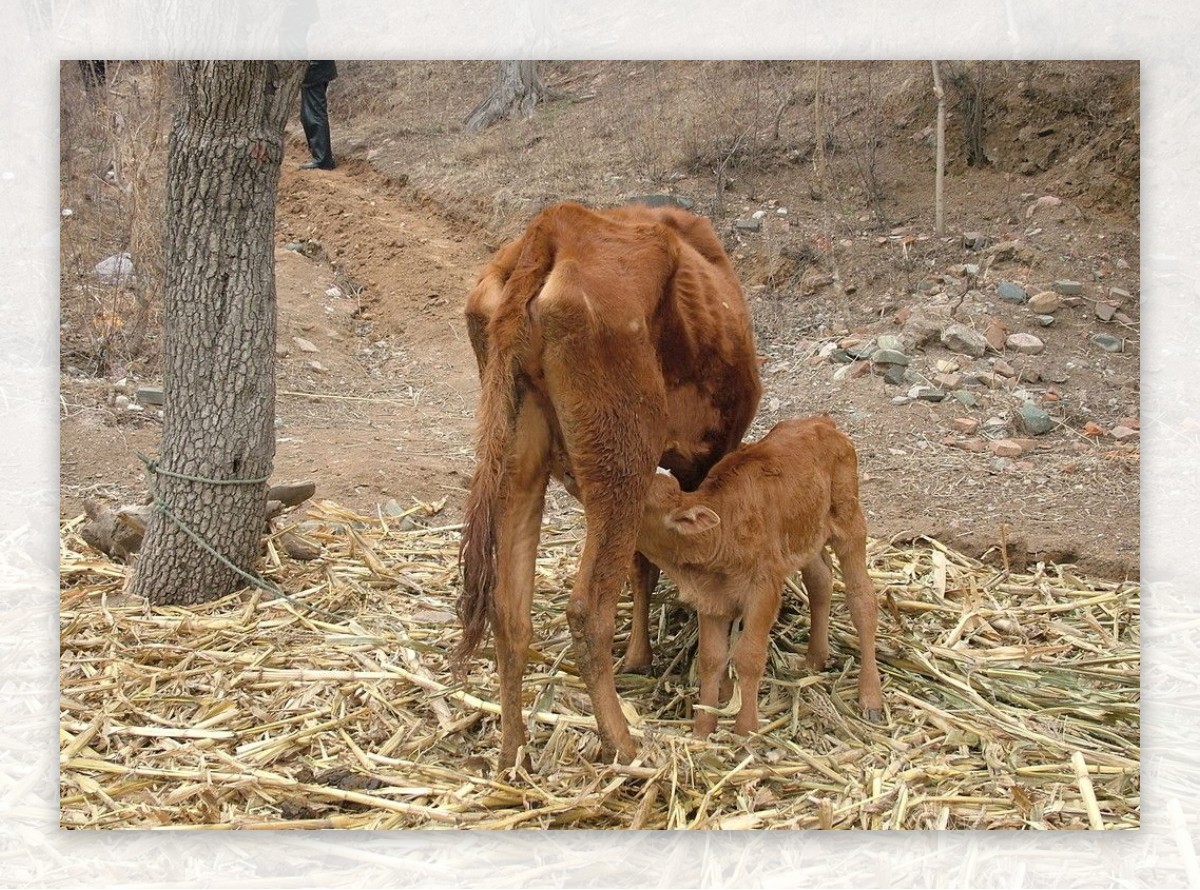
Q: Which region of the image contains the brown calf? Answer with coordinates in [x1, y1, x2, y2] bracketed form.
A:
[457, 201, 761, 767]
[636, 415, 884, 738]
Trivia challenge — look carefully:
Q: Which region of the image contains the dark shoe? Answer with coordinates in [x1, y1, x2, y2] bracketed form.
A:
[300, 159, 335, 170]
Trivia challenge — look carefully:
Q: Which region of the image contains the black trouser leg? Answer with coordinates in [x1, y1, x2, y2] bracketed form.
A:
[300, 81, 334, 168]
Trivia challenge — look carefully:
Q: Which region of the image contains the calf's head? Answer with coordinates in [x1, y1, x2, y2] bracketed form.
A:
[637, 470, 721, 561]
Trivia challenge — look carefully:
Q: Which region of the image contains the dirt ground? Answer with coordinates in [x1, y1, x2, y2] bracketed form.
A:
[58, 61, 1140, 580]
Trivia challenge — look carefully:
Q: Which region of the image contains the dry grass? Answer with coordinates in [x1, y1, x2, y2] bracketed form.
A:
[59, 500, 1138, 830]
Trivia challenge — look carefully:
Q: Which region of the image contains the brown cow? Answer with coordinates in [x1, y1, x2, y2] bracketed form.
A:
[636, 415, 884, 738]
[457, 201, 761, 767]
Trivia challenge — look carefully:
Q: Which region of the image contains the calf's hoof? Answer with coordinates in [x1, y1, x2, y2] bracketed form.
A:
[862, 707, 884, 724]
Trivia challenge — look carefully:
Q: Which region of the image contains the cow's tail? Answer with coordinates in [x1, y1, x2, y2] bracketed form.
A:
[454, 219, 554, 668]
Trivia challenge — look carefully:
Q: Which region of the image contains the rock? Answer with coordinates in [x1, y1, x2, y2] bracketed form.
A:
[997, 281, 1029, 303]
[114, 394, 131, 411]
[80, 500, 154, 560]
[294, 337, 320, 353]
[945, 437, 986, 453]
[1095, 301, 1118, 322]
[1025, 195, 1063, 217]
[1081, 421, 1107, 437]
[267, 480, 317, 508]
[1053, 279, 1084, 295]
[883, 365, 907, 386]
[93, 252, 134, 284]
[307, 360, 327, 373]
[1019, 402, 1055, 435]
[843, 339, 877, 360]
[734, 218, 762, 233]
[876, 334, 904, 352]
[871, 349, 910, 366]
[953, 417, 980, 434]
[1092, 333, 1125, 353]
[829, 349, 854, 364]
[963, 232, 988, 250]
[936, 358, 960, 373]
[136, 385, 164, 406]
[910, 386, 946, 402]
[325, 286, 342, 298]
[1109, 286, 1132, 302]
[991, 358, 1017, 378]
[934, 373, 961, 390]
[1006, 333, 1045, 355]
[280, 529, 322, 561]
[1111, 425, 1139, 441]
[630, 194, 695, 210]
[1027, 291, 1062, 313]
[984, 320, 1009, 353]
[941, 323, 988, 358]
[952, 390, 979, 407]
[1034, 315, 1056, 327]
[986, 240, 1036, 265]
[989, 439, 1024, 458]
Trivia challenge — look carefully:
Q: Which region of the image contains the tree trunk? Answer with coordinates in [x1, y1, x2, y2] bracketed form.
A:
[463, 61, 546, 133]
[130, 60, 304, 606]
[931, 60, 946, 236]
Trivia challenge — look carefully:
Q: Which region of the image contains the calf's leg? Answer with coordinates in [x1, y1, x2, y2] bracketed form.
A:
[693, 612, 733, 738]
[728, 586, 783, 736]
[800, 550, 834, 672]
[831, 521, 884, 721]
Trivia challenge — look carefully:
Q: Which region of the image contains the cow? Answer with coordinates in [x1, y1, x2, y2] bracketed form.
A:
[636, 415, 884, 738]
[457, 201, 762, 767]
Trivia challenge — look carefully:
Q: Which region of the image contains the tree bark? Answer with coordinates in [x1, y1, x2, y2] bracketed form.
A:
[463, 61, 546, 133]
[130, 60, 305, 606]
[931, 60, 946, 236]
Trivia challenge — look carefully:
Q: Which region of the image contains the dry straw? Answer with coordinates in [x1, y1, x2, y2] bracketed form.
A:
[60, 501, 1139, 830]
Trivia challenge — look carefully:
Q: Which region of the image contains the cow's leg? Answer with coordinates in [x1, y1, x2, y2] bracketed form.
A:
[800, 550, 834, 673]
[693, 611, 732, 738]
[831, 517, 884, 722]
[492, 404, 551, 770]
[565, 489, 649, 763]
[729, 586, 782, 736]
[623, 552, 659, 673]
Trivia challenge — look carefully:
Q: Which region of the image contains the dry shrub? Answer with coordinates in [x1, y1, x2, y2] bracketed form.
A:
[60, 61, 172, 375]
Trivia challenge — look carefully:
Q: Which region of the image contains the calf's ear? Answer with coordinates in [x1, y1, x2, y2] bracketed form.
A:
[665, 505, 721, 535]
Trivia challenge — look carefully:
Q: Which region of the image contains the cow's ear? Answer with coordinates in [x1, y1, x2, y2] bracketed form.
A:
[666, 505, 721, 535]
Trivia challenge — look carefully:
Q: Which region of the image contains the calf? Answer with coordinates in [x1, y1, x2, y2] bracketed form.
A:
[636, 415, 884, 738]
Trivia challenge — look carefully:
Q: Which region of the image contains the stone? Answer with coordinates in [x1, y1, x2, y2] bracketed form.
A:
[997, 281, 1029, 303]
[989, 439, 1024, 458]
[991, 358, 1017, 377]
[1109, 286, 1132, 302]
[1006, 333, 1045, 355]
[1027, 291, 1062, 313]
[984, 320, 1009, 353]
[734, 218, 762, 233]
[963, 231, 988, 250]
[294, 337, 320, 353]
[1095, 301, 1118, 322]
[1034, 315, 1056, 327]
[986, 240, 1036, 265]
[1019, 402, 1055, 435]
[1092, 333, 1125, 352]
[871, 349, 910, 366]
[883, 365, 907, 386]
[114, 394, 130, 411]
[136, 386, 164, 406]
[952, 390, 979, 407]
[307, 360, 327, 372]
[876, 334, 904, 352]
[910, 386, 946, 402]
[1111, 425, 1139, 441]
[94, 252, 134, 284]
[945, 437, 986, 453]
[1081, 421, 1107, 437]
[953, 417, 980, 434]
[934, 373, 961, 390]
[941, 323, 988, 358]
[1053, 279, 1084, 295]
